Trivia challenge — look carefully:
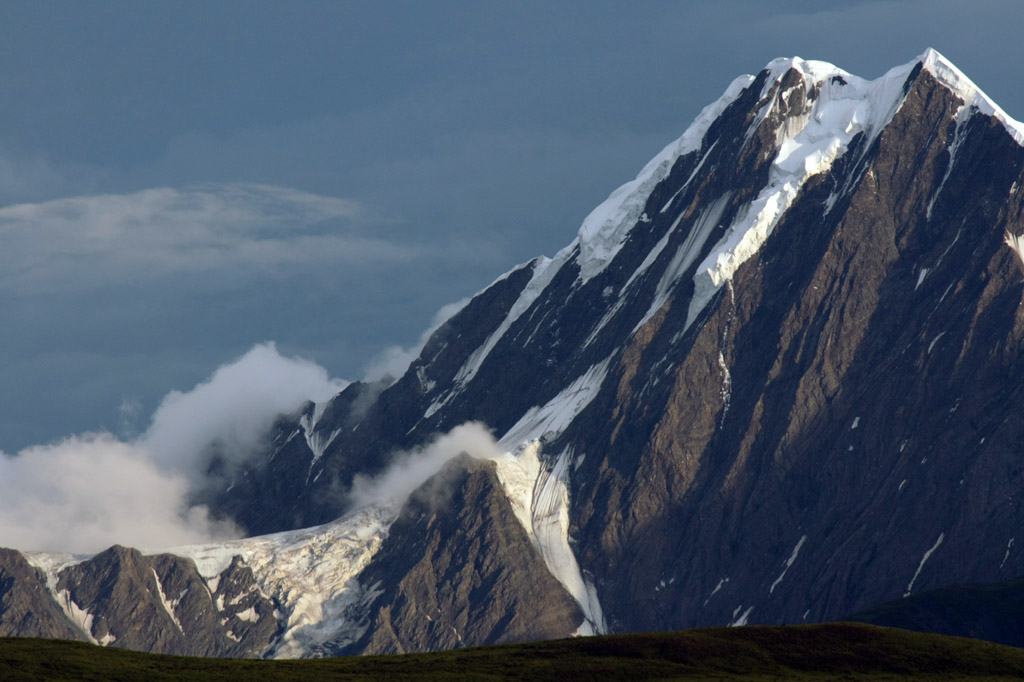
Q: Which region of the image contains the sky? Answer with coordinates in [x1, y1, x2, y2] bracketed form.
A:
[2, 0, 1024, 458]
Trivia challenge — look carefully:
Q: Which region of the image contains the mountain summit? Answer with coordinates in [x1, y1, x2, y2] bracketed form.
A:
[3, 49, 1024, 657]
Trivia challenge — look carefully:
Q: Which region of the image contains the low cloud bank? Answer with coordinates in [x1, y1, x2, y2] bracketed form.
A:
[0, 434, 236, 554]
[0, 343, 346, 553]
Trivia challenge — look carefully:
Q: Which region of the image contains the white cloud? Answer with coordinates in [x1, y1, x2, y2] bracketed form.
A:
[0, 183, 421, 292]
[0, 342, 347, 554]
[143, 342, 348, 478]
[346, 422, 502, 510]
[0, 434, 236, 554]
[363, 297, 470, 382]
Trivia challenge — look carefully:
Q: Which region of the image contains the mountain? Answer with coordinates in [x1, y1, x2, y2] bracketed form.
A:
[2, 48, 1024, 657]
[848, 575, 1024, 648]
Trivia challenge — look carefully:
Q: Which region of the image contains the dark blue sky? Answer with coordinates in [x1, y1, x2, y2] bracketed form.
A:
[2, 0, 1023, 451]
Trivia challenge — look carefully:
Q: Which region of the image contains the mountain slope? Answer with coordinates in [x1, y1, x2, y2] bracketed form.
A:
[3, 48, 1024, 657]
[849, 575, 1024, 648]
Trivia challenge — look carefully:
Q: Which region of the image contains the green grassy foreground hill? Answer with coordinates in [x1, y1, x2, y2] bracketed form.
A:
[2, 623, 1024, 681]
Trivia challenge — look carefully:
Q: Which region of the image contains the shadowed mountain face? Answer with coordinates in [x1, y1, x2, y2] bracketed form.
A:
[340, 455, 584, 655]
[2, 50, 1024, 657]
[849, 576, 1024, 648]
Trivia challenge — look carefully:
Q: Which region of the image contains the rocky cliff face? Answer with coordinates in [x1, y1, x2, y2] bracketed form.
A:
[2, 48, 1023, 657]
[0, 549, 83, 640]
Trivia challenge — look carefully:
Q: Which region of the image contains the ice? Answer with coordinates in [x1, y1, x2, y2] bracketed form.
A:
[927, 332, 946, 355]
[851, 417, 860, 430]
[915, 268, 931, 290]
[904, 532, 945, 597]
[575, 75, 754, 284]
[686, 56, 917, 328]
[55, 589, 97, 644]
[769, 535, 807, 595]
[427, 255, 571, 418]
[299, 403, 341, 469]
[703, 577, 729, 607]
[920, 48, 1024, 147]
[29, 513, 391, 658]
[497, 356, 612, 450]
[235, 606, 258, 623]
[1005, 231, 1024, 268]
[730, 605, 753, 626]
[1001, 538, 1015, 570]
[151, 568, 186, 635]
[492, 444, 606, 634]
[167, 501, 399, 658]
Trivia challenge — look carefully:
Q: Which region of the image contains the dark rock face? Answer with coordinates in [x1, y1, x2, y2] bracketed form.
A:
[55, 546, 278, 657]
[0, 549, 82, 640]
[341, 454, 583, 655]
[555, 67, 1024, 634]
[849, 576, 1024, 647]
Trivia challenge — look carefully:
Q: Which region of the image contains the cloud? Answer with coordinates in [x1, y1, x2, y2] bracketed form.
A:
[363, 297, 470, 382]
[346, 422, 503, 510]
[143, 342, 348, 478]
[0, 183, 422, 293]
[0, 434, 237, 554]
[0, 342, 347, 554]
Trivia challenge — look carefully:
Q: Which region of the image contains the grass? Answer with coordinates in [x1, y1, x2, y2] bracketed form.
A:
[2, 622, 1024, 681]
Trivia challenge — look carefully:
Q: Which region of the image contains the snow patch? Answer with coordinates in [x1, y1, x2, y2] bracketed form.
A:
[150, 568, 186, 636]
[687, 56, 916, 328]
[575, 75, 754, 284]
[427, 256, 570, 418]
[165, 501, 398, 658]
[235, 606, 258, 623]
[638, 194, 733, 333]
[492, 444, 606, 634]
[920, 48, 1024, 147]
[730, 605, 754, 627]
[497, 356, 612, 450]
[905, 532, 945, 597]
[769, 535, 807, 595]
[915, 268, 931, 290]
[926, 107, 971, 221]
[299, 403, 341, 469]
[1005, 231, 1024, 269]
[704, 577, 729, 607]
[1001, 537, 1015, 570]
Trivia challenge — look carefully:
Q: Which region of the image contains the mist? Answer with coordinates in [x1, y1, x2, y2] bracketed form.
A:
[346, 422, 503, 510]
[363, 298, 470, 382]
[0, 343, 346, 554]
